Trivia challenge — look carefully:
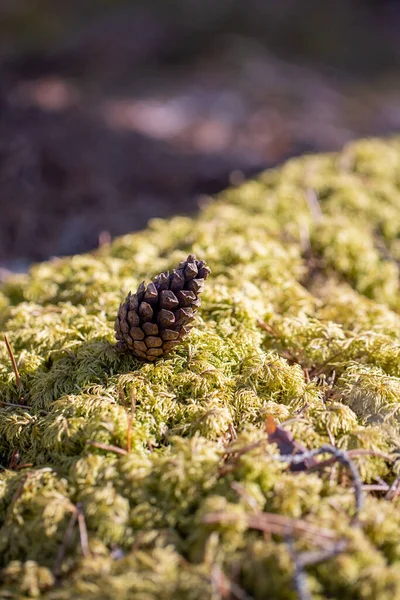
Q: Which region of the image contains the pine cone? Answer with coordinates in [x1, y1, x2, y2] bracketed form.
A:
[114, 254, 211, 361]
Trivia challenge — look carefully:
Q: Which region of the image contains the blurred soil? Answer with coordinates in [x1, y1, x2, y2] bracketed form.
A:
[1, 2, 400, 271]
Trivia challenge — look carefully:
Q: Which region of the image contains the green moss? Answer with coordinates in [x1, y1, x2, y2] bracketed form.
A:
[2, 137, 400, 598]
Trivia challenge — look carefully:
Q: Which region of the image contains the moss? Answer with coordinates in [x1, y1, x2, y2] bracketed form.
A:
[2, 137, 400, 598]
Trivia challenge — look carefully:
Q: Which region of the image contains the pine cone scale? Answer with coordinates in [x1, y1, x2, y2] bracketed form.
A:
[115, 254, 210, 361]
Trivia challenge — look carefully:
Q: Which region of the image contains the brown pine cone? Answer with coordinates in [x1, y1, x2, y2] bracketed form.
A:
[114, 254, 211, 361]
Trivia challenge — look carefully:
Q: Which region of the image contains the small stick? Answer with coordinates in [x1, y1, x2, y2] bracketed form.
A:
[223, 440, 264, 458]
[257, 319, 280, 336]
[325, 425, 335, 447]
[228, 422, 237, 441]
[257, 320, 300, 362]
[87, 440, 128, 456]
[53, 507, 78, 576]
[310, 348, 348, 378]
[273, 444, 364, 519]
[126, 390, 136, 453]
[287, 535, 311, 600]
[211, 565, 254, 600]
[362, 484, 390, 492]
[385, 475, 400, 500]
[4, 335, 22, 395]
[307, 448, 394, 473]
[8, 449, 20, 469]
[118, 385, 126, 405]
[11, 474, 29, 505]
[77, 503, 90, 557]
[298, 220, 311, 253]
[126, 417, 132, 453]
[297, 541, 348, 567]
[98, 230, 111, 248]
[231, 481, 260, 513]
[203, 511, 339, 547]
[329, 462, 338, 488]
[305, 188, 323, 224]
[347, 449, 394, 461]
[0, 401, 31, 410]
[222, 438, 393, 470]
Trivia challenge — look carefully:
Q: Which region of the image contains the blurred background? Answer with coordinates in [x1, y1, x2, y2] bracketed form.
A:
[1, 0, 400, 273]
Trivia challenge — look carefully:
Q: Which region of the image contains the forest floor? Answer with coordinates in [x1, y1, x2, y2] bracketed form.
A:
[2, 17, 400, 272]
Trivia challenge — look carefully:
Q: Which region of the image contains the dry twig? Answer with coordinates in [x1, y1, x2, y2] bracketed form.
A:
[53, 507, 78, 576]
[385, 475, 400, 501]
[297, 541, 348, 567]
[87, 440, 128, 456]
[0, 400, 31, 410]
[77, 503, 90, 558]
[211, 565, 254, 600]
[287, 535, 311, 600]
[305, 188, 323, 224]
[273, 444, 364, 519]
[126, 390, 136, 453]
[8, 449, 20, 469]
[203, 511, 340, 548]
[4, 334, 23, 401]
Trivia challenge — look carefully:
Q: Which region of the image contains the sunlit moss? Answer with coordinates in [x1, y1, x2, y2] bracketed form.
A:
[1, 137, 400, 598]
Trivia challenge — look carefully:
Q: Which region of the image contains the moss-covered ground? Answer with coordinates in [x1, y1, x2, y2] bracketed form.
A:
[2, 138, 400, 598]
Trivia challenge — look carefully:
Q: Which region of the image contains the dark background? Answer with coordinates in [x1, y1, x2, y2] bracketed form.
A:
[1, 0, 400, 272]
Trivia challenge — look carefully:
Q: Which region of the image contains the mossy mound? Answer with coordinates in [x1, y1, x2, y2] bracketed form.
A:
[2, 138, 400, 598]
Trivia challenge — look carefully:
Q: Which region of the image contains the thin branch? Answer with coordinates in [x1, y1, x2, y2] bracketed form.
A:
[118, 385, 127, 405]
[77, 503, 90, 557]
[11, 474, 29, 505]
[126, 417, 133, 454]
[385, 475, 400, 500]
[325, 425, 335, 447]
[297, 540, 348, 567]
[218, 440, 264, 476]
[4, 334, 23, 397]
[228, 422, 238, 441]
[306, 448, 394, 473]
[257, 319, 302, 363]
[310, 348, 348, 378]
[231, 481, 261, 513]
[305, 188, 323, 224]
[8, 449, 20, 469]
[86, 440, 128, 456]
[287, 535, 311, 600]
[98, 230, 111, 248]
[53, 507, 78, 576]
[256, 319, 280, 336]
[298, 220, 311, 254]
[203, 511, 339, 548]
[126, 390, 136, 453]
[223, 440, 264, 458]
[272, 444, 364, 519]
[347, 449, 394, 461]
[362, 484, 390, 492]
[211, 565, 254, 600]
[247, 513, 338, 545]
[0, 400, 31, 410]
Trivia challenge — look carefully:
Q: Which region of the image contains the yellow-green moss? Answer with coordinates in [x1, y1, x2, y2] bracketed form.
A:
[2, 138, 400, 598]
